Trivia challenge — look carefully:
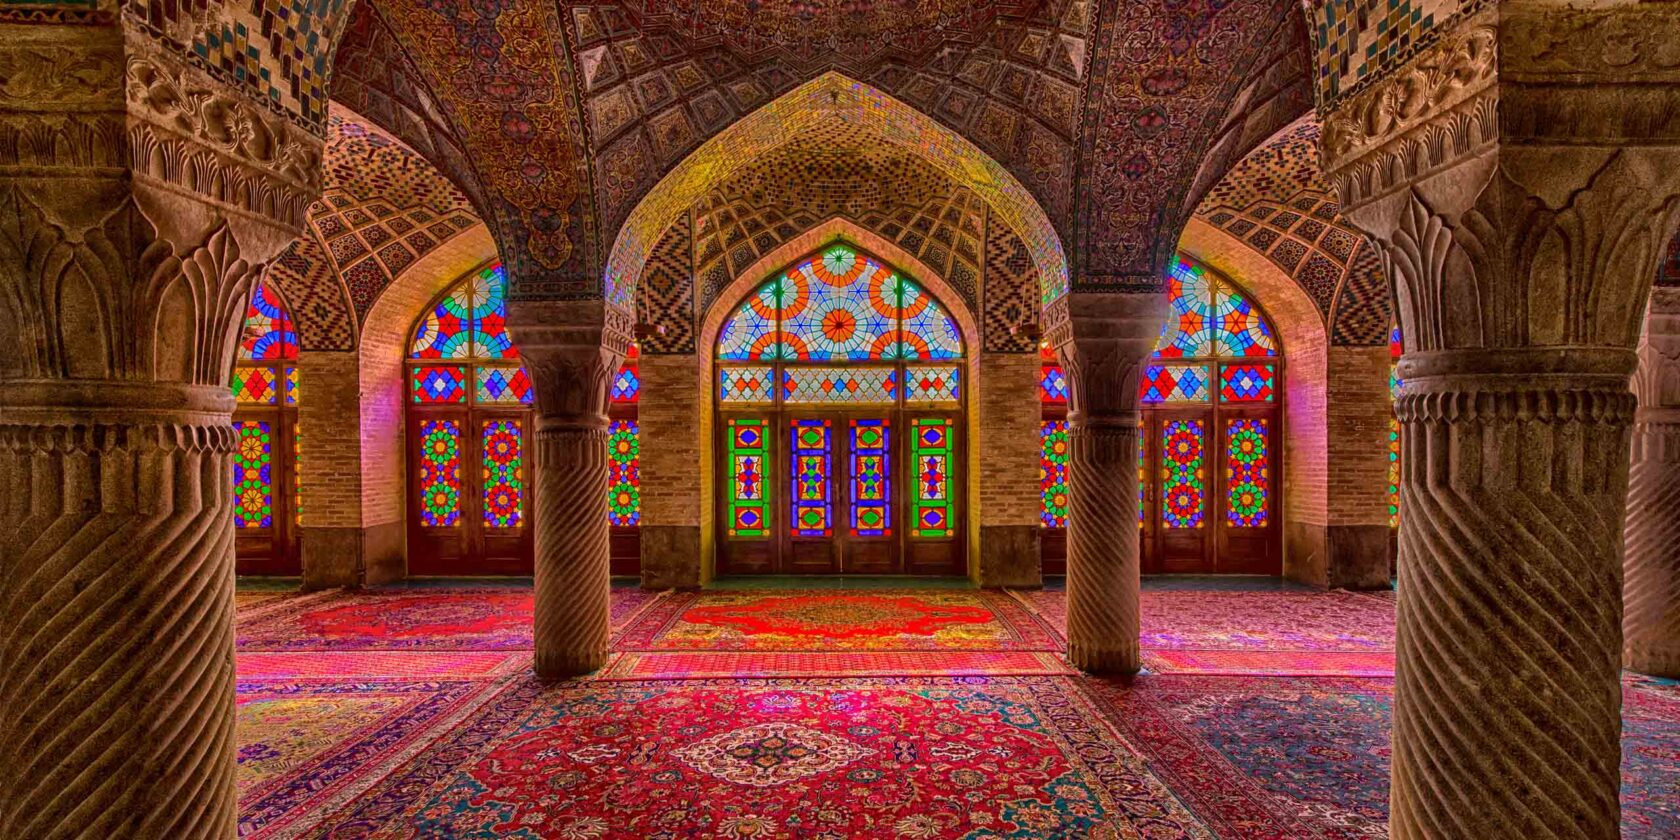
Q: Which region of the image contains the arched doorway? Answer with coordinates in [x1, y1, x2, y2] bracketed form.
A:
[403, 264, 536, 575]
[232, 278, 302, 575]
[1139, 257, 1283, 574]
[714, 243, 967, 576]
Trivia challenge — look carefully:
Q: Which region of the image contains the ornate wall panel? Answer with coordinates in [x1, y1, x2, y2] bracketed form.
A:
[983, 209, 1043, 353]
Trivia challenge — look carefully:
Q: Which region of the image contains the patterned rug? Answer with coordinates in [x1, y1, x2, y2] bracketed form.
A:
[598, 650, 1074, 679]
[1623, 675, 1680, 839]
[236, 586, 661, 651]
[616, 589, 1061, 652]
[300, 675, 1212, 838]
[1012, 588, 1396, 653]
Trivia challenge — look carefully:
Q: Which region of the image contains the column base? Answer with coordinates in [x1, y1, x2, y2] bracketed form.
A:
[535, 648, 610, 681]
[1066, 640, 1141, 675]
[640, 525, 703, 590]
[977, 525, 1042, 588]
[1625, 642, 1680, 679]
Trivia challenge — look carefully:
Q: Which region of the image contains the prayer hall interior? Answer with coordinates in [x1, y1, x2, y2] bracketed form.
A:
[2, 0, 1678, 837]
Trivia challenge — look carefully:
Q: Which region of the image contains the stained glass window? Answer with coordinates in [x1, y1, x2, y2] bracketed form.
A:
[910, 418, 955, 538]
[232, 420, 273, 528]
[903, 366, 961, 404]
[237, 279, 298, 361]
[611, 353, 641, 403]
[719, 366, 777, 403]
[1226, 418, 1269, 527]
[727, 418, 771, 538]
[1153, 261, 1216, 359]
[412, 365, 468, 403]
[1140, 364, 1212, 404]
[715, 244, 964, 369]
[849, 419, 891, 536]
[783, 367, 897, 403]
[233, 366, 279, 404]
[1389, 324, 1402, 528]
[409, 264, 517, 361]
[482, 420, 523, 528]
[476, 365, 534, 404]
[1040, 363, 1068, 403]
[790, 419, 833, 537]
[608, 420, 641, 527]
[1040, 420, 1069, 528]
[1162, 419, 1205, 529]
[284, 366, 300, 405]
[1219, 364, 1275, 402]
[418, 419, 462, 527]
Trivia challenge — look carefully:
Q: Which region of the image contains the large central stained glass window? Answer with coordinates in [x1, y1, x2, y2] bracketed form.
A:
[715, 242, 966, 572]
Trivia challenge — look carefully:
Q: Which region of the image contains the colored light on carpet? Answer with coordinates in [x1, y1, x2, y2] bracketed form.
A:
[1010, 588, 1397, 653]
[314, 676, 1209, 838]
[598, 650, 1073, 680]
[616, 590, 1062, 651]
[237, 651, 524, 680]
[1144, 649, 1396, 677]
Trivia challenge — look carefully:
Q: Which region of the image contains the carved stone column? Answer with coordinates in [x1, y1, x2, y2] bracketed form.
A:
[1048, 292, 1169, 674]
[506, 301, 628, 679]
[0, 26, 320, 840]
[1318, 4, 1680, 836]
[1627, 287, 1680, 677]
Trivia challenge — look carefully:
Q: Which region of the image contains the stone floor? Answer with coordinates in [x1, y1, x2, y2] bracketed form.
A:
[231, 578, 1677, 839]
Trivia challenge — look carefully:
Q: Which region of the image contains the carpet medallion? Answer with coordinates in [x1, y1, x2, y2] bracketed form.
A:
[617, 590, 1060, 652]
[317, 676, 1212, 839]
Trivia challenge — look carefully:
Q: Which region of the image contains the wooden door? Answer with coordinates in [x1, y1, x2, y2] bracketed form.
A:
[233, 408, 300, 575]
[1147, 408, 1214, 573]
[1212, 408, 1280, 574]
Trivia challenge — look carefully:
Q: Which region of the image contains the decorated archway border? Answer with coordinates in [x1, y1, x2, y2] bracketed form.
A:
[605, 72, 1068, 311]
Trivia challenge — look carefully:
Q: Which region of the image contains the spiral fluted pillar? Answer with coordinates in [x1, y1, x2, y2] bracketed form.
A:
[532, 422, 614, 678]
[1626, 288, 1680, 677]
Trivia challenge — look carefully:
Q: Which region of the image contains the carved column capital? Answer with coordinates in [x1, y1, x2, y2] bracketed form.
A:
[505, 298, 630, 423]
[1053, 291, 1170, 422]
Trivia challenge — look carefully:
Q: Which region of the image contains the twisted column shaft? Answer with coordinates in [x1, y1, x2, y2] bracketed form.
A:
[532, 421, 612, 679]
[0, 391, 239, 840]
[1392, 369, 1630, 839]
[1624, 412, 1680, 676]
[1064, 418, 1142, 673]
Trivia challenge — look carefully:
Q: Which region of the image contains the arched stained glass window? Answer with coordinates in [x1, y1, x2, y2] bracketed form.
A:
[1152, 258, 1278, 363]
[231, 278, 302, 574]
[410, 264, 520, 361]
[717, 245, 964, 366]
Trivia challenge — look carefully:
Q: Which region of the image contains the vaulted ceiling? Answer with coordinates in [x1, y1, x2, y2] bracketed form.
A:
[334, 0, 1315, 301]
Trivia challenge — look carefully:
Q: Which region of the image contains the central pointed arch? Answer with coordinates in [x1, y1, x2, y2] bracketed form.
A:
[603, 72, 1068, 310]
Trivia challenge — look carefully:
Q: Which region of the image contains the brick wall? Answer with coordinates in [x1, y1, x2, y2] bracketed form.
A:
[1325, 345, 1393, 525]
[295, 351, 364, 528]
[639, 354, 705, 527]
[974, 353, 1042, 527]
[1282, 322, 1330, 529]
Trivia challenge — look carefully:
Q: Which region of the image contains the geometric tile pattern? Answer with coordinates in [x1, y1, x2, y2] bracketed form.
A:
[1193, 115, 1392, 347]
[983, 208, 1042, 353]
[635, 213, 695, 354]
[124, 0, 353, 131]
[266, 229, 357, 351]
[1312, 0, 1465, 106]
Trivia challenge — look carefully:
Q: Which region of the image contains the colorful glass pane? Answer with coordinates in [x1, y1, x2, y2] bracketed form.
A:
[895, 289, 963, 360]
[1139, 364, 1211, 403]
[611, 362, 641, 403]
[1040, 420, 1070, 528]
[237, 279, 298, 361]
[410, 281, 473, 359]
[476, 365, 534, 404]
[789, 419, 833, 537]
[608, 420, 641, 527]
[1153, 260, 1215, 359]
[284, 366, 300, 405]
[232, 420, 273, 528]
[849, 419, 891, 537]
[412, 365, 468, 403]
[467, 265, 518, 359]
[293, 423, 303, 526]
[1211, 283, 1278, 357]
[719, 366, 777, 403]
[418, 419, 462, 527]
[718, 277, 796, 361]
[910, 417, 955, 538]
[726, 418, 771, 538]
[783, 367, 897, 403]
[1219, 364, 1275, 402]
[232, 366, 279, 404]
[1161, 419, 1205, 529]
[481, 420, 523, 528]
[1226, 418, 1269, 527]
[1040, 364, 1069, 404]
[783, 248, 894, 361]
[1388, 417, 1401, 528]
[903, 365, 961, 404]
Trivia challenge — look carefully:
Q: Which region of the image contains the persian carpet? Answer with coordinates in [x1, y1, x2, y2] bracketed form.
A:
[236, 674, 518, 839]
[1622, 675, 1680, 839]
[615, 589, 1061, 652]
[1011, 588, 1396, 653]
[309, 675, 1212, 839]
[1143, 649, 1395, 677]
[235, 586, 662, 651]
[598, 650, 1074, 679]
